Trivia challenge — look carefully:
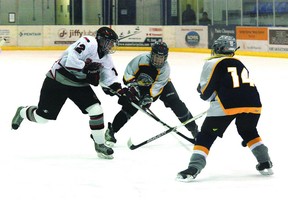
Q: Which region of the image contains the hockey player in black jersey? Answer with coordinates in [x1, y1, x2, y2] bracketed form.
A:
[176, 35, 273, 182]
[104, 41, 199, 146]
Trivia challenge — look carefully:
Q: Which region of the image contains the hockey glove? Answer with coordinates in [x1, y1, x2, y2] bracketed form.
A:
[117, 88, 129, 106]
[139, 94, 153, 108]
[83, 61, 102, 74]
[127, 86, 140, 101]
[83, 62, 103, 86]
[118, 86, 140, 106]
[123, 78, 137, 87]
[102, 82, 122, 96]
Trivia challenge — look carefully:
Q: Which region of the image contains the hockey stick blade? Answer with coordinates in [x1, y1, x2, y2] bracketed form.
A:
[127, 111, 206, 150]
[127, 127, 175, 150]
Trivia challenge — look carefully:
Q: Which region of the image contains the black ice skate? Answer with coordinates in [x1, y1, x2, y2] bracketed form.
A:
[11, 106, 24, 130]
[90, 135, 114, 159]
[256, 161, 273, 175]
[105, 122, 117, 147]
[176, 167, 200, 182]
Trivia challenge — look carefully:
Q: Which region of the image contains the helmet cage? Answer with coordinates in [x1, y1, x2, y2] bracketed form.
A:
[151, 53, 167, 68]
[150, 42, 169, 68]
[96, 27, 119, 55]
[98, 37, 118, 54]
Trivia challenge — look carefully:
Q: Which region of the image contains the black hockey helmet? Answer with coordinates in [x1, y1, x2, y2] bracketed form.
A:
[212, 35, 239, 55]
[150, 41, 169, 68]
[96, 27, 119, 55]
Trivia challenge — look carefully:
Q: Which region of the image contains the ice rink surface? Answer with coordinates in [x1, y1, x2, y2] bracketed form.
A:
[1, 49, 287, 216]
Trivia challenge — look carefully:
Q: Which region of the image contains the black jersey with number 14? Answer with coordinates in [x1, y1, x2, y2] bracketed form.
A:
[198, 57, 262, 116]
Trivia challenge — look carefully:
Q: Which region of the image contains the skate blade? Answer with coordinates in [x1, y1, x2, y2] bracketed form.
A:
[97, 153, 114, 160]
[259, 168, 274, 175]
[175, 174, 196, 182]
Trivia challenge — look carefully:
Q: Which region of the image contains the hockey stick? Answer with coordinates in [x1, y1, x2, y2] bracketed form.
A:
[105, 86, 195, 144]
[127, 110, 207, 150]
[130, 104, 195, 144]
[145, 107, 195, 143]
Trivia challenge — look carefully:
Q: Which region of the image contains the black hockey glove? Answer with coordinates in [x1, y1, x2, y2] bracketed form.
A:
[117, 88, 130, 106]
[197, 84, 207, 100]
[139, 94, 153, 108]
[118, 86, 140, 106]
[102, 82, 122, 96]
[83, 62, 102, 86]
[83, 61, 102, 74]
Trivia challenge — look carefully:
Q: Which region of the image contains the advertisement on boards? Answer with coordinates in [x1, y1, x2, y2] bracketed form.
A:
[236, 27, 269, 52]
[115, 26, 163, 47]
[18, 26, 43, 47]
[43, 26, 99, 46]
[175, 26, 208, 48]
[0, 26, 17, 46]
[268, 28, 288, 52]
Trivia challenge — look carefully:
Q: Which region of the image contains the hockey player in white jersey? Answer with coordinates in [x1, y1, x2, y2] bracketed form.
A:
[11, 27, 124, 159]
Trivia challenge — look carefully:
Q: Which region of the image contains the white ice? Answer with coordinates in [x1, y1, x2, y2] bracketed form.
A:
[1, 50, 287, 216]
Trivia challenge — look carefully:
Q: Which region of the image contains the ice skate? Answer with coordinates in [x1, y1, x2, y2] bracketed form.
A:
[176, 167, 200, 182]
[105, 122, 117, 147]
[11, 106, 24, 130]
[90, 135, 114, 159]
[256, 161, 273, 175]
